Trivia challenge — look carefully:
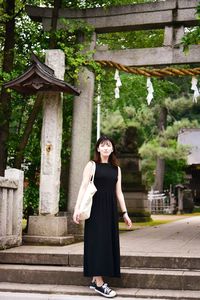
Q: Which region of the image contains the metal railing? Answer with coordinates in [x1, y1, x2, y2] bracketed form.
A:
[148, 190, 174, 214]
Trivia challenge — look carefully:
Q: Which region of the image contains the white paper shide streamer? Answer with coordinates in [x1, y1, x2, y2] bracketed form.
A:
[191, 76, 200, 103]
[114, 69, 122, 99]
[146, 77, 154, 105]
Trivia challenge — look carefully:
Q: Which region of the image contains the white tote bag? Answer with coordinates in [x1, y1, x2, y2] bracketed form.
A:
[79, 161, 97, 221]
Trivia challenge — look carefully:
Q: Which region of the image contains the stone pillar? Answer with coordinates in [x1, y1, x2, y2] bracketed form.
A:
[24, 50, 74, 245]
[5, 168, 24, 246]
[67, 67, 95, 234]
[164, 26, 184, 48]
[67, 33, 96, 234]
[0, 187, 6, 237]
[68, 68, 95, 212]
[39, 49, 64, 215]
[177, 187, 184, 214]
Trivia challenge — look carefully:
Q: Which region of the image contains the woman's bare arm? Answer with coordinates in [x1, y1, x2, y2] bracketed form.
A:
[116, 166, 132, 229]
[73, 161, 93, 224]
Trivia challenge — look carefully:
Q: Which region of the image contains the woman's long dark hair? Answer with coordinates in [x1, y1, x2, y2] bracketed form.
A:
[93, 136, 118, 166]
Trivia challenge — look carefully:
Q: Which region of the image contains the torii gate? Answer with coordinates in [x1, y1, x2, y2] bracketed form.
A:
[26, 0, 200, 234]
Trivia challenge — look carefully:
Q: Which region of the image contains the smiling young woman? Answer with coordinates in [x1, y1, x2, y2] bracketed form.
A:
[73, 135, 132, 298]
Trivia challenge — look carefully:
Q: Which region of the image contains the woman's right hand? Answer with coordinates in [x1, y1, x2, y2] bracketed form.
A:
[123, 213, 132, 229]
[73, 209, 80, 224]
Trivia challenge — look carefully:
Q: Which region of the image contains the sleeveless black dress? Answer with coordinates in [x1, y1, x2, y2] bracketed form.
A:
[84, 162, 120, 278]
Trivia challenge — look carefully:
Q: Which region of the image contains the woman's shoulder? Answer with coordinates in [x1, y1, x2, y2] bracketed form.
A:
[84, 160, 96, 170]
[85, 160, 94, 167]
[83, 161, 95, 176]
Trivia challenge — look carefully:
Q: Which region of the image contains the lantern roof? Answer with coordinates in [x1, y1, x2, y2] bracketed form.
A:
[4, 53, 80, 96]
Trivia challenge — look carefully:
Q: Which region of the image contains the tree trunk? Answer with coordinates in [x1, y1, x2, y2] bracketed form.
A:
[153, 106, 168, 192]
[14, 93, 43, 169]
[153, 157, 165, 192]
[0, 0, 15, 176]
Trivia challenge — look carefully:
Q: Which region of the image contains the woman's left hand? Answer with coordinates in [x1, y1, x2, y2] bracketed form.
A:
[123, 213, 132, 229]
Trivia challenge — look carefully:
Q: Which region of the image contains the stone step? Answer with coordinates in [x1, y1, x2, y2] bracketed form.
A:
[22, 235, 75, 246]
[0, 283, 199, 300]
[0, 265, 200, 290]
[0, 251, 200, 270]
[0, 251, 77, 266]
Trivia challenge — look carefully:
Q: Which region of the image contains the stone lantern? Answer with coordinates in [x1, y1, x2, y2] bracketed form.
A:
[4, 50, 80, 245]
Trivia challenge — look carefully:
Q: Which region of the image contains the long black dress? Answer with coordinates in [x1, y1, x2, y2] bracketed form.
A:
[84, 162, 120, 278]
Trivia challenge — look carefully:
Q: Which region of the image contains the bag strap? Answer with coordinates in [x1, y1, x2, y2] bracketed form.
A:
[90, 161, 96, 183]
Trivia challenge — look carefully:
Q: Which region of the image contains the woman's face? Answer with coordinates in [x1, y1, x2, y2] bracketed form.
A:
[98, 140, 113, 157]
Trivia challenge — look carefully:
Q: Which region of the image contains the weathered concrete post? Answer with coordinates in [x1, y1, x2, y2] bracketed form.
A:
[67, 33, 96, 235]
[163, 26, 184, 48]
[4, 168, 24, 247]
[5, 169, 24, 238]
[177, 184, 184, 214]
[39, 49, 64, 215]
[25, 50, 73, 245]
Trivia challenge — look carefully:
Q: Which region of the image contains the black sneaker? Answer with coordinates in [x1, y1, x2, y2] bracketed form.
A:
[89, 280, 97, 289]
[95, 283, 116, 298]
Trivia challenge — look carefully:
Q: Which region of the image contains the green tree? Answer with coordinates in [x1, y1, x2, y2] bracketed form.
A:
[0, 0, 16, 175]
[182, 2, 200, 51]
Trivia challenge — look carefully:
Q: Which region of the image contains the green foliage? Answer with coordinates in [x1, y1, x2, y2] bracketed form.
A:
[139, 118, 200, 188]
[140, 139, 188, 161]
[162, 119, 200, 140]
[1, 0, 200, 215]
[182, 3, 200, 51]
[98, 29, 164, 50]
[20, 114, 42, 216]
[61, 0, 157, 9]
[182, 27, 200, 52]
[23, 181, 39, 217]
[164, 159, 186, 189]
[165, 97, 194, 116]
[60, 18, 94, 36]
[165, 95, 200, 129]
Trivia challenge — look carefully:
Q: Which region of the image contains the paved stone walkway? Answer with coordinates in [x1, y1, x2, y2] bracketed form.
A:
[120, 215, 200, 257]
[2, 215, 200, 258]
